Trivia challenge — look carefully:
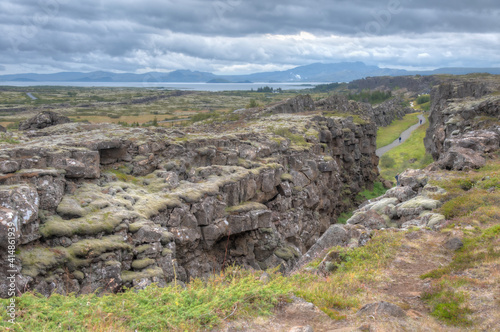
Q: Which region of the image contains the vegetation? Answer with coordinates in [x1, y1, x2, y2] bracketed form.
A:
[309, 82, 343, 93]
[378, 116, 433, 181]
[0, 231, 403, 331]
[347, 90, 392, 105]
[418, 159, 500, 326]
[376, 112, 420, 148]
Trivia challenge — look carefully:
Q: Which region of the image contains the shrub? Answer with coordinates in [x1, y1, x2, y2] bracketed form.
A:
[416, 94, 431, 105]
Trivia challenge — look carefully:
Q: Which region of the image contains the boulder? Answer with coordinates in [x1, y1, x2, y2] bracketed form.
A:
[19, 111, 71, 131]
[0, 185, 40, 244]
[357, 301, 407, 318]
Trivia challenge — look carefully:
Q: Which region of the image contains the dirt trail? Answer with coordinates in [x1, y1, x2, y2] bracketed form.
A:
[221, 229, 458, 332]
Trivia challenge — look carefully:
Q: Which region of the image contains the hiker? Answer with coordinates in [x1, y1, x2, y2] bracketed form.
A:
[399, 136, 401, 143]
[395, 174, 400, 186]
[420, 119, 422, 125]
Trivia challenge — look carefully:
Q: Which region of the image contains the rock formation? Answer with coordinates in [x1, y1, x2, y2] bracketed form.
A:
[18, 111, 71, 131]
[424, 78, 500, 170]
[0, 96, 383, 297]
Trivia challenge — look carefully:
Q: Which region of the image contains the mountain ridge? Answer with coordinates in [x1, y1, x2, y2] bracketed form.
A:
[1, 62, 500, 83]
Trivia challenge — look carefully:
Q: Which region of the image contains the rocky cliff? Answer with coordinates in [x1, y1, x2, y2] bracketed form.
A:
[348, 75, 440, 94]
[0, 96, 380, 297]
[424, 76, 500, 170]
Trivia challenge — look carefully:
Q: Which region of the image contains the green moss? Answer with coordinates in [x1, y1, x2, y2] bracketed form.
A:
[161, 232, 174, 244]
[19, 247, 68, 278]
[56, 197, 87, 218]
[128, 220, 150, 233]
[40, 210, 136, 238]
[274, 246, 299, 261]
[135, 244, 152, 254]
[162, 248, 173, 256]
[131, 258, 155, 270]
[121, 267, 164, 283]
[72, 271, 84, 280]
[225, 201, 267, 214]
[68, 235, 132, 258]
[280, 173, 293, 181]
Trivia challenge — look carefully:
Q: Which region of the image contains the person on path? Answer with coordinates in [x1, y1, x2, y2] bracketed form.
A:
[420, 119, 422, 125]
[395, 174, 400, 186]
[399, 136, 402, 143]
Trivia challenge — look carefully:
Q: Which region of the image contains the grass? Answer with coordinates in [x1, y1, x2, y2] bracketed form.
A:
[0, 267, 291, 331]
[271, 127, 309, 147]
[379, 116, 433, 181]
[418, 158, 500, 327]
[421, 277, 473, 326]
[376, 112, 420, 148]
[1, 230, 403, 331]
[292, 230, 403, 318]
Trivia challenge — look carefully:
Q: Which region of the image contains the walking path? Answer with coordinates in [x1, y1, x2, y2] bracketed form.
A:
[26, 92, 37, 100]
[376, 114, 425, 157]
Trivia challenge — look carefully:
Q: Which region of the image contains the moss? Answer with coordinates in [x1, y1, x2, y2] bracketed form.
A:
[162, 248, 173, 256]
[136, 244, 152, 254]
[161, 232, 174, 244]
[128, 220, 151, 233]
[121, 267, 163, 283]
[131, 258, 155, 270]
[19, 247, 69, 278]
[280, 173, 293, 182]
[225, 201, 267, 214]
[68, 235, 132, 258]
[40, 209, 136, 238]
[72, 271, 84, 280]
[134, 195, 181, 218]
[56, 197, 87, 218]
[274, 246, 298, 261]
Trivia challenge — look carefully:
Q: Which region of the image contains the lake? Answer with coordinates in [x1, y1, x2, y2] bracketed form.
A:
[0, 81, 322, 91]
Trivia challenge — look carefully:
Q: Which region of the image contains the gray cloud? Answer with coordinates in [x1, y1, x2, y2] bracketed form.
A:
[0, 0, 499, 74]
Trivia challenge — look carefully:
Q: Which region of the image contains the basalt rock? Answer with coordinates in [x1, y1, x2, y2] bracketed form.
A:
[19, 111, 71, 131]
[424, 78, 500, 170]
[0, 100, 380, 297]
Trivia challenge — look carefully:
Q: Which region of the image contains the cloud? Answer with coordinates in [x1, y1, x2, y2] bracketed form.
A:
[0, 0, 499, 74]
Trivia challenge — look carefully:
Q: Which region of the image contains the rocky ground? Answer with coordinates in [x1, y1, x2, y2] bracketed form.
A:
[0, 75, 499, 331]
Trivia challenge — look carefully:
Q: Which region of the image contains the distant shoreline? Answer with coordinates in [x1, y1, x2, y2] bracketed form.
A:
[0, 81, 321, 91]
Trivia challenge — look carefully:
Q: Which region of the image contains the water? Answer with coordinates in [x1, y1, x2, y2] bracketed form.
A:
[0, 81, 321, 91]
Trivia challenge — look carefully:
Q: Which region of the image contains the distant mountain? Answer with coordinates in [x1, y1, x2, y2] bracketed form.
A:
[1, 62, 499, 84]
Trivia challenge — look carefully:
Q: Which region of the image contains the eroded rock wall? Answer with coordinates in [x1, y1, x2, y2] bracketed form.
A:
[0, 104, 379, 297]
[424, 79, 500, 170]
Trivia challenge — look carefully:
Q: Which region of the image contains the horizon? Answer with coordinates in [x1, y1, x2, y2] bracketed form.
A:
[2, 61, 500, 78]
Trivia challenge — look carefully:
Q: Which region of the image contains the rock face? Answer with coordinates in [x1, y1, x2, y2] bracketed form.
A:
[0, 97, 380, 298]
[19, 111, 71, 131]
[315, 95, 413, 128]
[348, 75, 440, 94]
[424, 79, 500, 170]
[346, 168, 447, 231]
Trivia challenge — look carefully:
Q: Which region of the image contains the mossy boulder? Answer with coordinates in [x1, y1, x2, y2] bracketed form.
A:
[131, 258, 155, 270]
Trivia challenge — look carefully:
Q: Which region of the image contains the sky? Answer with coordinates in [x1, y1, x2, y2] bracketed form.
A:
[0, 0, 499, 75]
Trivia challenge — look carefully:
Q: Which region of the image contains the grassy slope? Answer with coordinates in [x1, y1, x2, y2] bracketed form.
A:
[379, 115, 433, 181]
[376, 112, 420, 149]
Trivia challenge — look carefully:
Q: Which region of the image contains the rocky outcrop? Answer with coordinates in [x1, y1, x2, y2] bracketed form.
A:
[348, 76, 440, 94]
[315, 94, 413, 128]
[19, 111, 71, 131]
[0, 99, 380, 297]
[424, 79, 500, 170]
[345, 168, 447, 231]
